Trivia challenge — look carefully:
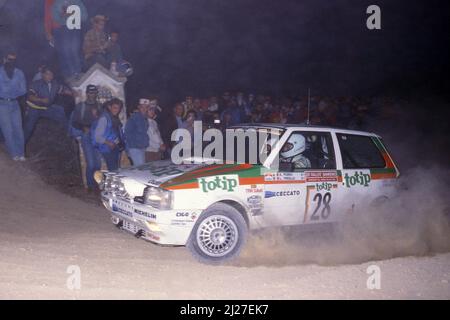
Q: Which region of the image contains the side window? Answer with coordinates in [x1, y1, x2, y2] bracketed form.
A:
[337, 134, 386, 169]
[278, 131, 336, 171]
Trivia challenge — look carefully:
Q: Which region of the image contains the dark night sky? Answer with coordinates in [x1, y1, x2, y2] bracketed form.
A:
[0, 0, 449, 108]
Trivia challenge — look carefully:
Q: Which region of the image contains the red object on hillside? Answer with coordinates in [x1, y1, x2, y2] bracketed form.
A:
[44, 0, 61, 37]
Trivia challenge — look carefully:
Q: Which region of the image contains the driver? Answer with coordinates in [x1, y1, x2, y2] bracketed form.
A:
[280, 133, 311, 169]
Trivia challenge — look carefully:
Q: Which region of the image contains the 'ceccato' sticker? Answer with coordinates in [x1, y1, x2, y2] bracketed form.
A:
[343, 171, 371, 188]
[198, 175, 239, 193]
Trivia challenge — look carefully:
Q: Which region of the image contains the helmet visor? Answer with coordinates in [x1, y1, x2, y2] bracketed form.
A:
[281, 142, 293, 153]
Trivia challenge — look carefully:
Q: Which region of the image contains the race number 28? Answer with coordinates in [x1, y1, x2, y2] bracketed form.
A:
[307, 191, 332, 222]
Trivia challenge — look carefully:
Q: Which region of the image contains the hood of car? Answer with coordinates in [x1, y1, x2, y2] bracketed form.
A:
[117, 160, 260, 190]
[117, 160, 208, 187]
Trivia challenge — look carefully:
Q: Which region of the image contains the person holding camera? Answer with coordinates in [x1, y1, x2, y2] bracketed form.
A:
[91, 98, 124, 171]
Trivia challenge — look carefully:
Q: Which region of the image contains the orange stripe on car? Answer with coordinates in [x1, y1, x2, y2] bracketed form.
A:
[371, 172, 397, 180]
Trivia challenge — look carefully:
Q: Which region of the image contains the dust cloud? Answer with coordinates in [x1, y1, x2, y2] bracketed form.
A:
[238, 166, 450, 267]
[237, 96, 450, 269]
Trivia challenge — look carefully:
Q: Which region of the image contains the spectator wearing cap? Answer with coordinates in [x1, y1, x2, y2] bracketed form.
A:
[69, 84, 101, 190]
[47, 0, 88, 80]
[0, 51, 27, 161]
[24, 66, 72, 143]
[83, 15, 111, 70]
[124, 99, 150, 166]
[70, 85, 101, 135]
[146, 99, 166, 162]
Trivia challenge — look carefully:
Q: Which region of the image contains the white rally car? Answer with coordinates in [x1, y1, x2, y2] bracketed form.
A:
[96, 124, 399, 264]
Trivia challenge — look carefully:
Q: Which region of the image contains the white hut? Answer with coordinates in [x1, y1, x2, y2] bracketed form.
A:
[69, 63, 128, 123]
[68, 63, 130, 187]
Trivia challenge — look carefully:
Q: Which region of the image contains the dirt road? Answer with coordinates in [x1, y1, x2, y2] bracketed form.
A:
[0, 154, 449, 299]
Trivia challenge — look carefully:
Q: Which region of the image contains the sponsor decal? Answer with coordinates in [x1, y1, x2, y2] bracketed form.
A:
[247, 195, 262, 204]
[171, 221, 187, 226]
[198, 175, 238, 193]
[247, 195, 263, 216]
[245, 185, 263, 193]
[112, 204, 133, 217]
[264, 190, 301, 198]
[176, 212, 190, 217]
[343, 171, 371, 188]
[172, 212, 198, 224]
[171, 218, 195, 226]
[264, 172, 304, 182]
[306, 171, 338, 183]
[315, 182, 336, 192]
[134, 209, 157, 220]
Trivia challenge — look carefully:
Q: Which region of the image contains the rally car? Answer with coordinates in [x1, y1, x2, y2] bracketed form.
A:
[96, 124, 399, 264]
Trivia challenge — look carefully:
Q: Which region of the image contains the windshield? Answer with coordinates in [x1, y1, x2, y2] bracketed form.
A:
[179, 127, 285, 165]
[224, 127, 285, 165]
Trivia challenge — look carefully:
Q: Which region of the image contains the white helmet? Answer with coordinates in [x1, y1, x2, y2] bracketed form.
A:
[281, 133, 306, 159]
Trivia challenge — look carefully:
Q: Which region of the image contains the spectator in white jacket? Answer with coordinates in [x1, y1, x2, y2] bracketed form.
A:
[145, 101, 166, 162]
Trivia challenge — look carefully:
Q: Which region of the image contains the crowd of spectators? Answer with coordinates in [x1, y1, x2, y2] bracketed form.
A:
[0, 45, 404, 194]
[159, 92, 402, 147]
[0, 0, 405, 193]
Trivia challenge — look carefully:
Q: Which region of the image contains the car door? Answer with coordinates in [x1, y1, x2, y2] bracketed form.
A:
[260, 130, 341, 227]
[335, 132, 394, 215]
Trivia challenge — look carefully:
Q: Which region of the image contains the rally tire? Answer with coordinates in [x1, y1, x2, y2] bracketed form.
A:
[187, 203, 247, 265]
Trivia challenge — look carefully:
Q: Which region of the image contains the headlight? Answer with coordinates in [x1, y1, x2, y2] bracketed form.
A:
[143, 186, 173, 210]
[103, 174, 115, 192]
[94, 171, 105, 189]
[103, 174, 129, 198]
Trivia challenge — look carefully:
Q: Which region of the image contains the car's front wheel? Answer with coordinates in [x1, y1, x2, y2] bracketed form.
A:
[187, 203, 247, 264]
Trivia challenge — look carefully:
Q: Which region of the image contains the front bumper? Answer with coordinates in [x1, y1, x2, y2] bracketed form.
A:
[101, 192, 201, 246]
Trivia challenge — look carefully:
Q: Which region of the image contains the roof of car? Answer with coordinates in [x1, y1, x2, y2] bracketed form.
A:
[229, 123, 381, 137]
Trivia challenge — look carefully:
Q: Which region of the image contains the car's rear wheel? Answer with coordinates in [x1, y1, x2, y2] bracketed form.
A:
[187, 203, 247, 264]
